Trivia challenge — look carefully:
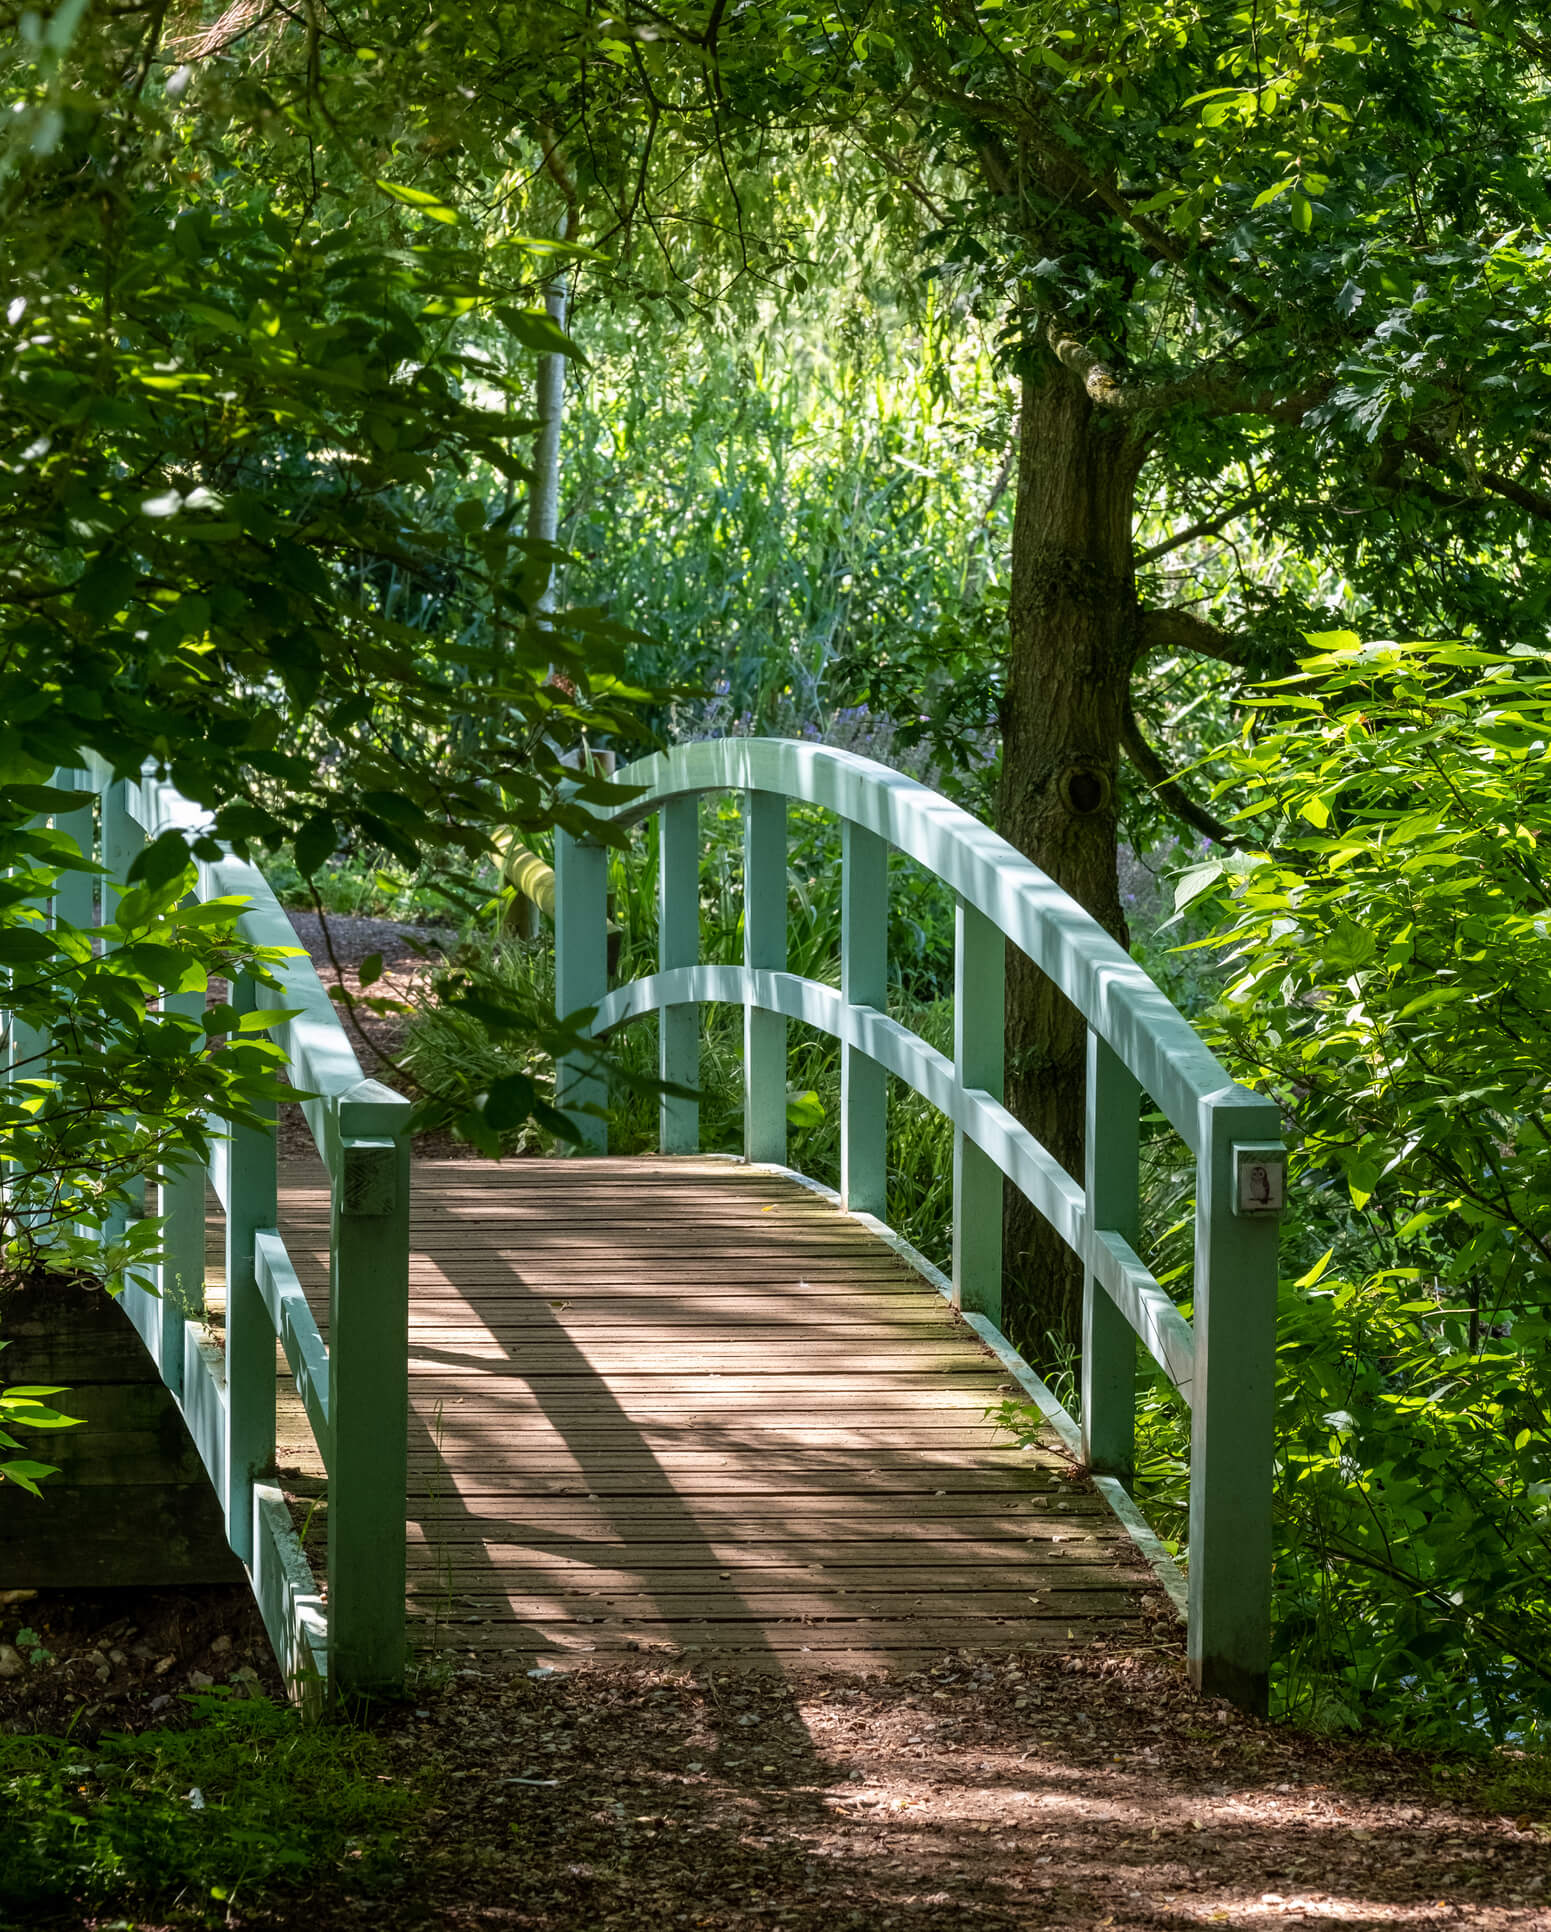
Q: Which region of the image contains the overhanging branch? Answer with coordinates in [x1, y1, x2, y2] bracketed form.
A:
[1138, 606, 1256, 669]
[1121, 697, 1239, 849]
[1401, 429, 1551, 524]
[1135, 499, 1254, 565]
[1046, 322, 1328, 423]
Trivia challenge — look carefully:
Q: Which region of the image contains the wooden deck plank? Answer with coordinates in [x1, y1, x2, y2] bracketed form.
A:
[404, 1495, 1104, 1523]
[272, 1156, 1158, 1673]
[408, 1620, 1143, 1654]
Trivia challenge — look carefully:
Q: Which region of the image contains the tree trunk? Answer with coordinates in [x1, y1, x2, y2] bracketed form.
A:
[996, 364, 1143, 1356]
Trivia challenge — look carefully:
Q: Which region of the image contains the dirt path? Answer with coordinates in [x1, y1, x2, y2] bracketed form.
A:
[10, 1587, 1547, 1930]
[322, 1649, 1551, 1932]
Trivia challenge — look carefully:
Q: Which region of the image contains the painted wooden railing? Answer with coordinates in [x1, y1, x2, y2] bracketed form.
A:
[52, 763, 413, 1706]
[554, 738, 1286, 1712]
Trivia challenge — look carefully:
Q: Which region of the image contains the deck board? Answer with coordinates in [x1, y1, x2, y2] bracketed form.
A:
[262, 1156, 1157, 1672]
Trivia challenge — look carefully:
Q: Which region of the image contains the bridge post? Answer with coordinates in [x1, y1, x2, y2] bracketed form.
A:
[52, 771, 96, 937]
[743, 790, 787, 1166]
[658, 796, 699, 1154]
[328, 1080, 412, 1701]
[1188, 1090, 1283, 1714]
[1082, 1032, 1138, 1480]
[951, 900, 1004, 1322]
[840, 822, 887, 1217]
[224, 970, 278, 1569]
[555, 830, 608, 1153]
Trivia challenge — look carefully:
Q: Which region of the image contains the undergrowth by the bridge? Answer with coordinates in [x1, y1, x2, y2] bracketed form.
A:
[0, 1689, 413, 1918]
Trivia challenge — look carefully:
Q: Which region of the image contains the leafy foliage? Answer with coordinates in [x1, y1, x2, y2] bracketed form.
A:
[1161, 638, 1551, 1739]
[559, 290, 1009, 792]
[0, 6, 641, 863]
[0, 1342, 80, 1497]
[0, 1692, 414, 1912]
[0, 777, 297, 1386]
[0, 1, 660, 1290]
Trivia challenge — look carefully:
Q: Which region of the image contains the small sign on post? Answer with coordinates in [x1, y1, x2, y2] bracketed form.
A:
[1233, 1143, 1287, 1217]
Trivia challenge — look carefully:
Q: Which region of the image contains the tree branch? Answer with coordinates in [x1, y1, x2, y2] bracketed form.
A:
[1138, 605, 1256, 669]
[1121, 697, 1240, 848]
[1046, 321, 1329, 423]
[1404, 430, 1551, 524]
[1135, 499, 1253, 565]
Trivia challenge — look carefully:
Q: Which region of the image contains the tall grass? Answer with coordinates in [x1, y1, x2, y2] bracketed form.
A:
[560, 289, 1015, 742]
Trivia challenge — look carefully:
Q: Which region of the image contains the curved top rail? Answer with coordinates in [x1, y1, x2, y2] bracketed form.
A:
[93, 759, 407, 1162]
[595, 738, 1248, 1154]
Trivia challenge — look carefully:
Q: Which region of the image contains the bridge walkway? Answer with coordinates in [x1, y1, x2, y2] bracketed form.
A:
[244, 1156, 1153, 1673]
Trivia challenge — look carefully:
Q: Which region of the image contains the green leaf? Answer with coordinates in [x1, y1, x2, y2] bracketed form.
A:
[1172, 860, 1226, 915]
[0, 925, 56, 965]
[483, 1072, 538, 1132]
[1295, 1248, 1336, 1290]
[374, 178, 459, 224]
[0, 1459, 58, 1496]
[496, 308, 585, 363]
[127, 828, 193, 891]
[293, 814, 337, 878]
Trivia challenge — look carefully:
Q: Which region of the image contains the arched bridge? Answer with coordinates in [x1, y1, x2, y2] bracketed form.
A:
[21, 745, 1284, 1714]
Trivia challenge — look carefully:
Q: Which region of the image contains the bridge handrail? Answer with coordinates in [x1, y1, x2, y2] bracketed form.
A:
[592, 738, 1244, 1152]
[553, 736, 1285, 1713]
[114, 765, 378, 1164]
[63, 761, 412, 1707]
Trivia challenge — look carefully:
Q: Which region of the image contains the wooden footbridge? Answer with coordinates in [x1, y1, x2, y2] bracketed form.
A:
[44, 746, 1285, 1711]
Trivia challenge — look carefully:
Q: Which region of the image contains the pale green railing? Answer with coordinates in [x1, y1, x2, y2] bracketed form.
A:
[554, 738, 1286, 1711]
[35, 763, 413, 1707]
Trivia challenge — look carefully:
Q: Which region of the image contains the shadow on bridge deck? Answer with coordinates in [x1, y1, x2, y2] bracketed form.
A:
[267, 1157, 1160, 1676]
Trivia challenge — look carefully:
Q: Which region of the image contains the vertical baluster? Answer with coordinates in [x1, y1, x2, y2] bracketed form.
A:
[52, 769, 95, 937]
[99, 775, 138, 936]
[329, 1081, 412, 1700]
[100, 777, 145, 1230]
[951, 900, 1004, 1321]
[658, 797, 700, 1153]
[554, 830, 608, 1154]
[742, 789, 787, 1166]
[1082, 1031, 1139, 1478]
[157, 982, 208, 1400]
[224, 970, 278, 1568]
[840, 822, 887, 1216]
[1188, 1092, 1282, 1714]
[10, 782, 55, 1093]
[6, 788, 55, 1225]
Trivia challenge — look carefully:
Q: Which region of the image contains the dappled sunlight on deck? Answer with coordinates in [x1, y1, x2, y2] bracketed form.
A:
[273, 1156, 1158, 1674]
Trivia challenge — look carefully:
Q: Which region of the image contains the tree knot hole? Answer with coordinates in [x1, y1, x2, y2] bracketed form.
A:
[1060, 765, 1111, 817]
